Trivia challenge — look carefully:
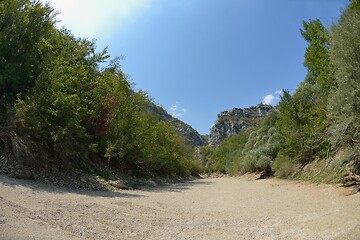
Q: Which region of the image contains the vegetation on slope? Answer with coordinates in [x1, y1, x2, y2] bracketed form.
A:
[0, 0, 200, 178]
[1, 0, 359, 184]
[202, 0, 360, 183]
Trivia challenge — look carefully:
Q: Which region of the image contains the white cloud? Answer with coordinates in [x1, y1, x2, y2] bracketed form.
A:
[43, 0, 150, 39]
[262, 94, 275, 105]
[262, 89, 283, 105]
[169, 103, 187, 118]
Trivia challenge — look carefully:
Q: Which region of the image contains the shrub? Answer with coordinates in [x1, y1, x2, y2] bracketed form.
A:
[272, 153, 298, 178]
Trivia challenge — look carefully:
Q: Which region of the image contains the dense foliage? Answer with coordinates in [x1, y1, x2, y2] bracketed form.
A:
[328, 2, 360, 175]
[203, 0, 360, 182]
[0, 0, 199, 178]
[1, 0, 359, 182]
[201, 111, 278, 175]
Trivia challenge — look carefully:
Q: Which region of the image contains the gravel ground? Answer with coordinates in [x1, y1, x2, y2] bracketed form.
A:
[0, 174, 359, 240]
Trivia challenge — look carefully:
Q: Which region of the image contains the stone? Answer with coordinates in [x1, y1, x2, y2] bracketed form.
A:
[109, 180, 126, 189]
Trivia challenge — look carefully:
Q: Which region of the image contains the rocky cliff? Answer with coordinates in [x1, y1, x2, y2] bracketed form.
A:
[146, 103, 207, 148]
[209, 103, 273, 146]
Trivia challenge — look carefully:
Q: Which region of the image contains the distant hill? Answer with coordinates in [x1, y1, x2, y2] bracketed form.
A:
[146, 103, 207, 148]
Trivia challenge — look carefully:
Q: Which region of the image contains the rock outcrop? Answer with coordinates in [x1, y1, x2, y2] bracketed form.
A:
[209, 103, 273, 146]
[146, 103, 207, 148]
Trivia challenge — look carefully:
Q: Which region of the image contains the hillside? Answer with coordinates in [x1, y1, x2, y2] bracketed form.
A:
[0, 0, 201, 180]
[146, 103, 207, 148]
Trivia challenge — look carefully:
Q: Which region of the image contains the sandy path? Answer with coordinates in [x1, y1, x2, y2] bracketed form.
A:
[0, 174, 359, 240]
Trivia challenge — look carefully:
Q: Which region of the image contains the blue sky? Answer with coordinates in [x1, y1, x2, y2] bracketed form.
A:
[44, 0, 348, 135]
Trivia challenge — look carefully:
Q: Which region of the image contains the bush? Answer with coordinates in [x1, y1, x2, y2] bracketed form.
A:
[272, 153, 298, 178]
[202, 131, 250, 174]
[237, 111, 279, 174]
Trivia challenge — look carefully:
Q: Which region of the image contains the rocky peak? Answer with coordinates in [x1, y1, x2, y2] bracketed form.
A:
[209, 103, 273, 146]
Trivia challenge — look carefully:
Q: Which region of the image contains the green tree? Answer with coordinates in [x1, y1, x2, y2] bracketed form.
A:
[274, 19, 333, 168]
[328, 5, 360, 173]
[0, 0, 55, 113]
[300, 19, 333, 90]
[349, 0, 360, 10]
[0, 0, 205, 178]
[15, 29, 103, 165]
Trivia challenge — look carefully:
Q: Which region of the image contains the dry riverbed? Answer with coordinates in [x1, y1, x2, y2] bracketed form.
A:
[0, 174, 359, 240]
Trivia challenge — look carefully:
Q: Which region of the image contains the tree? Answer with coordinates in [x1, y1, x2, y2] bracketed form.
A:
[349, 0, 360, 10]
[0, 0, 201, 178]
[0, 0, 55, 113]
[273, 19, 333, 167]
[15, 29, 102, 166]
[275, 81, 330, 166]
[328, 5, 360, 173]
[300, 19, 333, 91]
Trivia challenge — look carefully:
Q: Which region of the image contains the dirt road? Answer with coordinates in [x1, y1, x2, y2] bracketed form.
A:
[0, 174, 359, 240]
